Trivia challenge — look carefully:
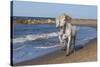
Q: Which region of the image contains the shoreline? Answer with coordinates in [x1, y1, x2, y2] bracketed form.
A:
[13, 21, 97, 66]
[14, 38, 97, 66]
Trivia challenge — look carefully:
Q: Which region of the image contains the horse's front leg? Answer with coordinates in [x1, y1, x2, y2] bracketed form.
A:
[66, 36, 71, 56]
[69, 36, 75, 54]
[59, 35, 63, 46]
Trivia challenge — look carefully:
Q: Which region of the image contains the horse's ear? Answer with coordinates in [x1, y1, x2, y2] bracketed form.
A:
[65, 15, 72, 22]
[55, 16, 60, 28]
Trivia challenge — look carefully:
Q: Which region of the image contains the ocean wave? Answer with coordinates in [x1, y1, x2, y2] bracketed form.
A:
[13, 26, 96, 44]
[13, 32, 58, 44]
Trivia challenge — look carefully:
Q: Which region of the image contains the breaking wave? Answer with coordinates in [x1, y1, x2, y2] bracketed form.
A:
[13, 32, 58, 44]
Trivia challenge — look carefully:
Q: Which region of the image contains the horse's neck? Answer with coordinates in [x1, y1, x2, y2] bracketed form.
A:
[64, 23, 71, 33]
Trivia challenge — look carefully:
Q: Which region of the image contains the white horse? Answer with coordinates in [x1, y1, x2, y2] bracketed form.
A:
[56, 14, 76, 56]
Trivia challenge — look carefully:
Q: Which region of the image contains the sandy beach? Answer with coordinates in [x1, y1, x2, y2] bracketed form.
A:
[14, 36, 97, 66]
[14, 19, 97, 66]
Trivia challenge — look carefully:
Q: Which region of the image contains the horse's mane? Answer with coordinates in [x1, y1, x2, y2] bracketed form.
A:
[57, 13, 72, 22]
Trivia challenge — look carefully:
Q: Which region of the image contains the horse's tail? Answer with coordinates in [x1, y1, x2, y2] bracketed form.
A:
[73, 26, 77, 52]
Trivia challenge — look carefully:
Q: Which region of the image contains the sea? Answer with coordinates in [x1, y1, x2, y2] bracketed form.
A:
[12, 17, 97, 64]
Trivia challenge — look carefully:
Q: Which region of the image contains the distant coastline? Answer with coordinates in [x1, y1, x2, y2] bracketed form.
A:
[12, 16, 55, 24]
[11, 16, 97, 26]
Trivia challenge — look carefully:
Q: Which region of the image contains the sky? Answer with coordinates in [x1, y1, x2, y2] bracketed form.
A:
[12, 1, 97, 19]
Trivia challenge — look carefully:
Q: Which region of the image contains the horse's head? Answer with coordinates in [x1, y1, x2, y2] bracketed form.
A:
[56, 13, 72, 29]
[55, 16, 60, 28]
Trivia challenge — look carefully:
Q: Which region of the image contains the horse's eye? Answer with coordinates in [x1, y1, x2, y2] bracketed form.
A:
[60, 26, 63, 29]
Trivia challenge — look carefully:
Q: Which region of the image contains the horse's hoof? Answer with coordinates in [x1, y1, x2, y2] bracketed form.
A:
[66, 54, 70, 56]
[66, 52, 70, 56]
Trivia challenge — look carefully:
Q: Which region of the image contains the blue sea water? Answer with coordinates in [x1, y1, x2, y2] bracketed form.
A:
[12, 23, 97, 64]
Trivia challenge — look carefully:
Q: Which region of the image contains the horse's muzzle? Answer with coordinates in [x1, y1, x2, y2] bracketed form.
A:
[60, 26, 64, 29]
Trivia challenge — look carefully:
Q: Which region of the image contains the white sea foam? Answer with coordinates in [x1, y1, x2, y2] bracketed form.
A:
[33, 36, 96, 49]
[34, 45, 61, 49]
[13, 32, 58, 44]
